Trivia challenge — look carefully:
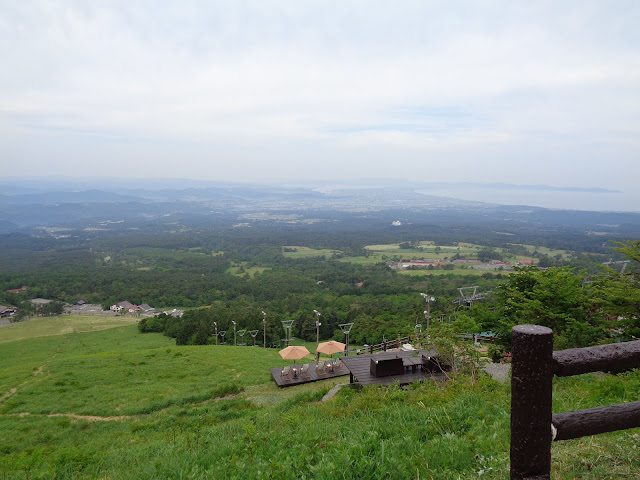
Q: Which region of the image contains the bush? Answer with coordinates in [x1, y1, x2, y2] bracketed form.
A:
[138, 315, 168, 333]
[487, 344, 507, 363]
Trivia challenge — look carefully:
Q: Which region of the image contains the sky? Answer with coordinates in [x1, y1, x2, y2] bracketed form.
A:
[2, 1, 639, 208]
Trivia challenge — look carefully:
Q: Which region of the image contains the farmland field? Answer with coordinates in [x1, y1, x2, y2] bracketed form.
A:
[364, 242, 509, 261]
[515, 244, 571, 259]
[350, 241, 540, 273]
[281, 246, 342, 259]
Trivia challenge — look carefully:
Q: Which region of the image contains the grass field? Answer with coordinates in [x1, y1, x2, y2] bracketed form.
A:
[227, 263, 270, 277]
[282, 246, 342, 259]
[0, 315, 138, 344]
[363, 242, 511, 262]
[283, 242, 542, 276]
[1, 320, 638, 479]
[519, 244, 571, 259]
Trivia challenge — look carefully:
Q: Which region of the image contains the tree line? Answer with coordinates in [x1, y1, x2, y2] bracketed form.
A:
[142, 241, 640, 352]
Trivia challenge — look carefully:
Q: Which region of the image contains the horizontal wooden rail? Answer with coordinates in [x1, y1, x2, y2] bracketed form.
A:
[553, 341, 640, 377]
[511, 325, 640, 479]
[552, 401, 640, 441]
[367, 336, 412, 354]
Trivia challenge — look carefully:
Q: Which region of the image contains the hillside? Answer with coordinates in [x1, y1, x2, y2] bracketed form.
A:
[1, 320, 638, 479]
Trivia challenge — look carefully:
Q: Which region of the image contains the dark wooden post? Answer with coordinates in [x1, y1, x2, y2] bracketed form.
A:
[511, 325, 554, 480]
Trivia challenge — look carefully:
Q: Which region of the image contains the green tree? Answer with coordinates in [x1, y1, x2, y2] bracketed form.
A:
[595, 241, 640, 339]
[429, 313, 485, 381]
[494, 266, 607, 349]
[477, 247, 502, 263]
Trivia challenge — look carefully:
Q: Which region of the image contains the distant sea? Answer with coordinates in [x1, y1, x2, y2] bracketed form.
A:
[416, 185, 640, 213]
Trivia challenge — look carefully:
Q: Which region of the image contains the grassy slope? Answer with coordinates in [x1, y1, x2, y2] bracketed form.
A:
[0, 315, 138, 344]
[0, 323, 639, 479]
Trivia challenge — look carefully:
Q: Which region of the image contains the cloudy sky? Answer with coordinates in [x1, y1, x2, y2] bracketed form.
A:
[2, 1, 639, 200]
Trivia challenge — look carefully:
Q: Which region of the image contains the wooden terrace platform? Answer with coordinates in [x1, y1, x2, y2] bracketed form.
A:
[270, 363, 349, 388]
[340, 349, 446, 387]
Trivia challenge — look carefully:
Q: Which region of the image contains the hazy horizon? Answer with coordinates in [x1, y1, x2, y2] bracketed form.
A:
[2, 176, 639, 213]
[2, 2, 639, 206]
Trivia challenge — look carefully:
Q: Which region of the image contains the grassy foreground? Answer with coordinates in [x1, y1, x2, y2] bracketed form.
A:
[0, 321, 639, 479]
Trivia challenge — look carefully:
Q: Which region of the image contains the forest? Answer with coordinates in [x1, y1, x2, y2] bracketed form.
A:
[2, 208, 639, 353]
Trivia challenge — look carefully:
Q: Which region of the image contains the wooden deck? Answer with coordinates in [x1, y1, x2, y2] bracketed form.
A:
[340, 349, 446, 387]
[270, 363, 349, 388]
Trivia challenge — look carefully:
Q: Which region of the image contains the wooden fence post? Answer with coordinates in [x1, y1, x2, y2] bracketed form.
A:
[510, 325, 554, 480]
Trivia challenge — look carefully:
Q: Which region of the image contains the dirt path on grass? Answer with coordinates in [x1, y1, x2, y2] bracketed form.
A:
[0, 388, 18, 403]
[0, 363, 48, 403]
[47, 413, 131, 422]
[0, 347, 61, 404]
[1, 412, 131, 422]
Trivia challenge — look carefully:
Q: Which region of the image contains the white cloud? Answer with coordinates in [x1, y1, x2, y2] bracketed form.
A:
[1, 1, 639, 199]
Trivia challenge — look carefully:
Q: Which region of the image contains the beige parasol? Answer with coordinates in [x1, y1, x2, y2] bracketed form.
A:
[316, 340, 346, 355]
[278, 345, 311, 364]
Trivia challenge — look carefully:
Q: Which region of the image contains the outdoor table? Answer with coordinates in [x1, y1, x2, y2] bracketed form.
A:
[402, 357, 422, 373]
[291, 367, 299, 378]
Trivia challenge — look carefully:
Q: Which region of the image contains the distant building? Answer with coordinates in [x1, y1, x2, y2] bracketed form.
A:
[489, 260, 510, 266]
[110, 301, 140, 313]
[0, 305, 17, 317]
[6, 286, 27, 293]
[392, 220, 402, 226]
[518, 260, 538, 266]
[401, 261, 443, 269]
[139, 303, 154, 313]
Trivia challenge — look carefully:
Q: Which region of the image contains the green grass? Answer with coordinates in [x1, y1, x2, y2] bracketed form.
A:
[338, 255, 384, 265]
[298, 241, 539, 272]
[509, 243, 571, 259]
[0, 314, 138, 344]
[226, 263, 270, 276]
[0, 323, 639, 479]
[0, 326, 286, 417]
[361, 242, 537, 264]
[282, 246, 342, 259]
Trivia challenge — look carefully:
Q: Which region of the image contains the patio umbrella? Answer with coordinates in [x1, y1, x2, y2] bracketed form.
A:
[316, 341, 346, 355]
[278, 346, 310, 365]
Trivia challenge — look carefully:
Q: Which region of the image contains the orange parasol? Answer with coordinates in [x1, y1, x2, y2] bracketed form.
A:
[278, 345, 311, 364]
[316, 340, 346, 355]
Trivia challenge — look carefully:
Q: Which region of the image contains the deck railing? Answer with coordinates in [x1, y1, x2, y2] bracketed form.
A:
[510, 324, 640, 479]
[361, 336, 413, 355]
